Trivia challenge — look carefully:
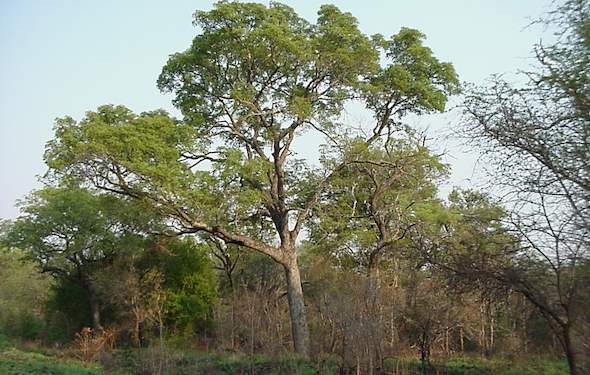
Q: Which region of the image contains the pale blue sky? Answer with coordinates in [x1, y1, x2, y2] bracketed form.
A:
[0, 0, 552, 219]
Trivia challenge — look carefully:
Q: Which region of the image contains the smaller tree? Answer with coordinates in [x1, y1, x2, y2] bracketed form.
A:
[461, 1, 589, 372]
[3, 185, 149, 332]
[415, 189, 590, 373]
[403, 272, 453, 372]
[309, 133, 447, 277]
[96, 254, 165, 347]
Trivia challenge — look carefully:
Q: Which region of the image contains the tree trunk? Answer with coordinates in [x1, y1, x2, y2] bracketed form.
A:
[87, 282, 103, 332]
[563, 325, 579, 375]
[367, 263, 383, 368]
[283, 258, 310, 356]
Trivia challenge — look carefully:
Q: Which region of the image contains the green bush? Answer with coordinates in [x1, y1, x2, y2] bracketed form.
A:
[139, 238, 218, 335]
[0, 249, 51, 342]
[445, 357, 495, 374]
[44, 280, 92, 344]
[0, 334, 15, 350]
[17, 312, 44, 341]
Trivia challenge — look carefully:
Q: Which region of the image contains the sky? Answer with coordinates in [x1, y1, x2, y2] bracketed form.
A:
[0, 0, 554, 219]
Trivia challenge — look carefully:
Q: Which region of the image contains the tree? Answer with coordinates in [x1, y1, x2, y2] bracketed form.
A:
[3, 185, 149, 332]
[305, 132, 447, 366]
[309, 132, 447, 278]
[461, 0, 589, 372]
[45, 2, 458, 355]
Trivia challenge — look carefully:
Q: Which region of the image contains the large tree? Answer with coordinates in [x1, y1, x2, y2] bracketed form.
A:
[45, 2, 458, 355]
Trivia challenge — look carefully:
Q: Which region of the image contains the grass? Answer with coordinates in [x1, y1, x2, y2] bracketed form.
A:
[0, 334, 569, 375]
[383, 355, 569, 375]
[0, 334, 102, 375]
[103, 348, 323, 374]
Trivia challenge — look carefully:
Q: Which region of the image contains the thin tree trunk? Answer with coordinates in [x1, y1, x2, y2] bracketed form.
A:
[445, 326, 450, 354]
[284, 258, 310, 357]
[490, 315, 495, 351]
[231, 291, 236, 350]
[367, 264, 382, 370]
[563, 325, 578, 375]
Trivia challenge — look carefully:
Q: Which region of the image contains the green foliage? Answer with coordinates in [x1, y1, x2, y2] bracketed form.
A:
[428, 189, 518, 292]
[308, 132, 448, 270]
[0, 334, 15, 350]
[366, 28, 459, 121]
[46, 106, 199, 194]
[158, 2, 379, 125]
[44, 280, 92, 343]
[4, 185, 150, 282]
[145, 238, 218, 334]
[0, 248, 50, 341]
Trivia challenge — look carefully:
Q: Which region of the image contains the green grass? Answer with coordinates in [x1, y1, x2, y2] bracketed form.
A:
[0, 334, 103, 375]
[383, 355, 569, 375]
[0, 334, 569, 375]
[104, 349, 321, 374]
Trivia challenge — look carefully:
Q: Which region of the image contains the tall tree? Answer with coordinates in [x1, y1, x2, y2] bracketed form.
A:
[45, 2, 458, 355]
[462, 0, 589, 372]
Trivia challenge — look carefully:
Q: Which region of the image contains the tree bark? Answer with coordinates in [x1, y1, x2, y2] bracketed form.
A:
[283, 257, 310, 356]
[87, 282, 103, 332]
[563, 325, 579, 375]
[367, 263, 383, 368]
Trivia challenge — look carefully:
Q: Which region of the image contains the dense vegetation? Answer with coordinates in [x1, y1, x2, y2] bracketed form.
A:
[1, 0, 588, 374]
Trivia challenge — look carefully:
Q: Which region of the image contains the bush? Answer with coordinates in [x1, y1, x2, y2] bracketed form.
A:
[0, 334, 15, 350]
[0, 248, 51, 342]
[44, 280, 92, 343]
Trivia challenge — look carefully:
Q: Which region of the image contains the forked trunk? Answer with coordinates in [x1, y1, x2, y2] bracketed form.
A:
[284, 258, 310, 357]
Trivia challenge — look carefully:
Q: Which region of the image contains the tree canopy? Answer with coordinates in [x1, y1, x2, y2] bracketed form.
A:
[43, 1, 459, 356]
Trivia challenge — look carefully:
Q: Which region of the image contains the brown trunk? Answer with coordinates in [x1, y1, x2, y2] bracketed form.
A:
[563, 325, 578, 375]
[367, 263, 383, 368]
[284, 258, 310, 357]
[367, 263, 380, 304]
[85, 278, 102, 332]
